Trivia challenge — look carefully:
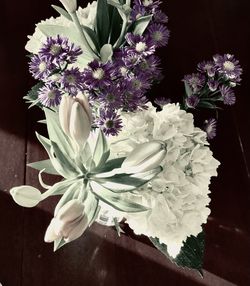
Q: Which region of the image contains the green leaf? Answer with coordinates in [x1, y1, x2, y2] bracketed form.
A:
[133, 15, 152, 35]
[54, 237, 67, 252]
[150, 231, 205, 275]
[96, 0, 110, 46]
[50, 141, 81, 179]
[27, 159, 59, 175]
[198, 101, 217, 109]
[83, 190, 100, 226]
[92, 157, 126, 173]
[82, 25, 100, 52]
[184, 81, 193, 97]
[92, 130, 110, 167]
[90, 181, 149, 213]
[43, 108, 74, 159]
[23, 82, 44, 109]
[108, 5, 123, 45]
[51, 5, 72, 21]
[92, 166, 163, 193]
[100, 44, 113, 63]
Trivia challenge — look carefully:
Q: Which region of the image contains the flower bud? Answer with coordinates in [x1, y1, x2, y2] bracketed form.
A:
[122, 141, 167, 173]
[59, 0, 77, 13]
[44, 199, 88, 244]
[10, 185, 42, 208]
[59, 94, 92, 147]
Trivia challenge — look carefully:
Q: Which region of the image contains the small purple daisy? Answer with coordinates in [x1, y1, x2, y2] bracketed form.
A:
[220, 85, 236, 105]
[131, 4, 146, 21]
[125, 33, 155, 57]
[135, 55, 162, 79]
[154, 97, 171, 107]
[153, 10, 168, 23]
[213, 54, 243, 81]
[38, 84, 62, 107]
[83, 60, 114, 89]
[183, 73, 206, 93]
[203, 118, 217, 140]
[29, 54, 55, 80]
[98, 85, 122, 109]
[147, 23, 170, 47]
[207, 79, 219, 92]
[61, 67, 84, 96]
[197, 61, 216, 77]
[98, 110, 123, 136]
[185, 95, 200, 109]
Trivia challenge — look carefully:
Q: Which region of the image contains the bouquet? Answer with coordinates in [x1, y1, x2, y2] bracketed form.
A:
[9, 0, 243, 274]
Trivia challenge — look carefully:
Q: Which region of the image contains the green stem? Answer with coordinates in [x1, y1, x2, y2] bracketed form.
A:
[70, 12, 99, 58]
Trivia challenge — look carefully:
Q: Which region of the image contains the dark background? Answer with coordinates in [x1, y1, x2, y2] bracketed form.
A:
[0, 0, 250, 285]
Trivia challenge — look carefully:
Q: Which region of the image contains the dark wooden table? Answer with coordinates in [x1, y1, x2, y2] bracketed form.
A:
[0, 1, 249, 285]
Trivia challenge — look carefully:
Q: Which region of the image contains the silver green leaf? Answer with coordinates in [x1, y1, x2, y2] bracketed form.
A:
[90, 181, 149, 213]
[51, 5, 72, 21]
[27, 159, 59, 175]
[133, 15, 152, 35]
[92, 129, 110, 167]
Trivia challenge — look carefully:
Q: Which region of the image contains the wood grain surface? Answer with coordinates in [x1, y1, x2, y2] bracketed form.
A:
[0, 0, 249, 285]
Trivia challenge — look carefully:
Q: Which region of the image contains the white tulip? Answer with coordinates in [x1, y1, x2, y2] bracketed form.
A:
[59, 94, 92, 147]
[121, 141, 167, 173]
[59, 0, 77, 13]
[44, 199, 88, 243]
[10, 185, 42, 208]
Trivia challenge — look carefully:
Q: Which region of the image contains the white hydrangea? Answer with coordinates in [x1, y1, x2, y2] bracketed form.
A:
[25, 2, 97, 67]
[109, 103, 220, 258]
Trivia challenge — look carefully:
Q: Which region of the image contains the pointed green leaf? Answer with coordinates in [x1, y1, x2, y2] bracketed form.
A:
[27, 159, 59, 175]
[51, 5, 72, 21]
[23, 82, 44, 109]
[108, 5, 123, 45]
[82, 25, 100, 52]
[96, 0, 110, 46]
[92, 157, 126, 173]
[184, 81, 193, 97]
[54, 237, 67, 252]
[90, 181, 149, 213]
[92, 130, 110, 167]
[133, 15, 152, 35]
[150, 231, 205, 275]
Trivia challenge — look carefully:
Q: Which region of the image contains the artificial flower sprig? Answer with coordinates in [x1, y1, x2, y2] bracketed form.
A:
[10, 93, 165, 250]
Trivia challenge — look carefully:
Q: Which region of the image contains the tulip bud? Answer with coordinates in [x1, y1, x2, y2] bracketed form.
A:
[44, 199, 88, 244]
[59, 0, 77, 13]
[10, 185, 42, 208]
[122, 141, 167, 173]
[59, 94, 92, 148]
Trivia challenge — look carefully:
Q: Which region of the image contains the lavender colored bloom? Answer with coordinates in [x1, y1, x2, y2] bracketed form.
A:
[98, 110, 123, 136]
[147, 24, 170, 47]
[203, 118, 217, 140]
[61, 67, 84, 96]
[125, 33, 155, 57]
[131, 4, 146, 21]
[197, 61, 216, 77]
[136, 55, 162, 79]
[184, 73, 206, 93]
[123, 52, 142, 68]
[39, 35, 82, 64]
[134, 0, 162, 10]
[207, 79, 219, 92]
[154, 10, 168, 23]
[154, 97, 171, 107]
[83, 60, 114, 89]
[185, 95, 200, 109]
[213, 54, 243, 81]
[128, 74, 152, 92]
[38, 84, 62, 107]
[98, 85, 122, 109]
[29, 54, 55, 80]
[220, 85, 236, 105]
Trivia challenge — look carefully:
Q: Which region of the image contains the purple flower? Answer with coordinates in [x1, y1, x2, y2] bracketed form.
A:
[39, 35, 82, 65]
[185, 95, 200, 109]
[128, 74, 151, 92]
[207, 79, 219, 92]
[154, 97, 171, 107]
[123, 52, 142, 68]
[131, 4, 146, 21]
[98, 85, 122, 109]
[135, 55, 162, 79]
[98, 110, 123, 136]
[134, 0, 162, 10]
[153, 10, 168, 23]
[125, 33, 155, 57]
[203, 118, 217, 140]
[197, 61, 216, 77]
[61, 67, 84, 96]
[220, 85, 236, 105]
[183, 73, 206, 93]
[147, 24, 170, 47]
[38, 84, 62, 107]
[213, 54, 243, 81]
[83, 60, 114, 89]
[29, 54, 55, 80]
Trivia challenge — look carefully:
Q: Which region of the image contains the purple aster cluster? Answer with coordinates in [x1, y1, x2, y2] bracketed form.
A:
[183, 54, 242, 111]
[29, 35, 83, 107]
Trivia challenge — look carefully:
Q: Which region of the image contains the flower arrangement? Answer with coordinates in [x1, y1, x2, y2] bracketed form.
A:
[10, 0, 243, 274]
